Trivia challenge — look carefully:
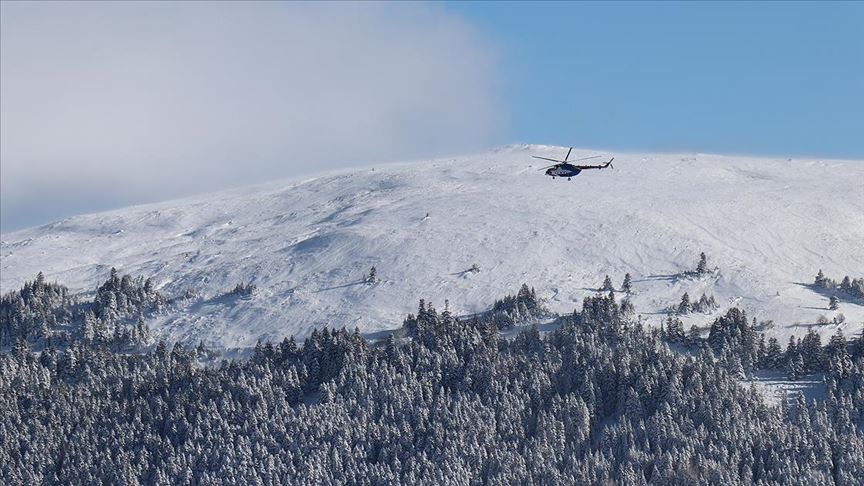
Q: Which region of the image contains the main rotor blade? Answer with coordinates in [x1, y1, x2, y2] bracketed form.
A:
[568, 155, 602, 162]
[564, 147, 573, 162]
[531, 155, 564, 163]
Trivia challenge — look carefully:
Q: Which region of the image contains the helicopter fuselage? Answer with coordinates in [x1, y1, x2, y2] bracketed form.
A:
[545, 164, 582, 178]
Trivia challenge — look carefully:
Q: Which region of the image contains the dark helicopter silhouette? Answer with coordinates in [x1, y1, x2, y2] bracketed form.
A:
[533, 148, 614, 180]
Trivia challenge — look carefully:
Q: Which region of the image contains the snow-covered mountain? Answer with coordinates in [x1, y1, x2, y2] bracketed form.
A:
[2, 145, 862, 348]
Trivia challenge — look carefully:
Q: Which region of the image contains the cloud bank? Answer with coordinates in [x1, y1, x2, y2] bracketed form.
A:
[0, 2, 504, 232]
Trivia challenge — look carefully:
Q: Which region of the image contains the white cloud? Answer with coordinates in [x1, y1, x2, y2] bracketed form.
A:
[0, 2, 504, 231]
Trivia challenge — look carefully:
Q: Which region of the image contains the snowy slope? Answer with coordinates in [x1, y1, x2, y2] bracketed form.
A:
[2, 145, 863, 348]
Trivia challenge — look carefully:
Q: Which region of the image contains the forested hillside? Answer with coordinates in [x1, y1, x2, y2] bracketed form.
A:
[2, 285, 863, 484]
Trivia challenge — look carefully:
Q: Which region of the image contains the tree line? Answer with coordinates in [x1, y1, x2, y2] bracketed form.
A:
[2, 272, 863, 484]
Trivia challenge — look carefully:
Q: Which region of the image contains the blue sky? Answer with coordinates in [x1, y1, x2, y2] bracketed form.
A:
[446, 1, 864, 158]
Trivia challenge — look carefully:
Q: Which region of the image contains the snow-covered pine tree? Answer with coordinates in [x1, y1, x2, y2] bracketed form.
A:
[366, 266, 378, 284]
[664, 317, 685, 342]
[696, 252, 708, 275]
[516, 283, 538, 311]
[764, 337, 783, 369]
[799, 329, 824, 372]
[677, 293, 691, 315]
[687, 325, 702, 346]
[621, 273, 632, 294]
[602, 275, 614, 291]
[814, 269, 828, 288]
[786, 353, 804, 380]
[693, 293, 710, 313]
[825, 328, 850, 375]
[852, 278, 864, 298]
[620, 298, 635, 316]
[855, 328, 864, 359]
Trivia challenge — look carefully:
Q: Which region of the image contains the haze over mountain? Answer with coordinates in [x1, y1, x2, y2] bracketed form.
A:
[2, 145, 862, 348]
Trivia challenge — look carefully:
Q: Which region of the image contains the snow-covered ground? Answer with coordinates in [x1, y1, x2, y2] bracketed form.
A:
[2, 145, 862, 348]
[747, 370, 827, 407]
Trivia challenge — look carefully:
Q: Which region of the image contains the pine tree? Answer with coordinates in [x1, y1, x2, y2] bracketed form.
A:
[696, 252, 708, 274]
[620, 298, 635, 316]
[665, 317, 685, 342]
[602, 275, 614, 291]
[854, 279, 864, 298]
[786, 353, 803, 380]
[785, 335, 798, 359]
[855, 328, 864, 359]
[829, 295, 839, 310]
[677, 293, 691, 315]
[765, 337, 783, 369]
[442, 299, 452, 320]
[756, 334, 767, 368]
[814, 269, 826, 288]
[726, 352, 746, 378]
[825, 328, 850, 376]
[621, 273, 632, 294]
[366, 266, 378, 284]
[81, 311, 96, 342]
[12, 337, 31, 360]
[800, 329, 823, 372]
[687, 325, 702, 346]
[135, 316, 149, 345]
[517, 283, 535, 310]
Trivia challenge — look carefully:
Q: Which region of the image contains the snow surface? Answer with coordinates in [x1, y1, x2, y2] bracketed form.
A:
[2, 145, 863, 348]
[747, 371, 826, 407]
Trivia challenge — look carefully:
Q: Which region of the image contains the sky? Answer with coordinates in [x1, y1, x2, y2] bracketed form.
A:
[447, 1, 864, 157]
[1, 1, 862, 232]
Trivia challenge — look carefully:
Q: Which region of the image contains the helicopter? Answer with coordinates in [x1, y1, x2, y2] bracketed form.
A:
[533, 147, 614, 180]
